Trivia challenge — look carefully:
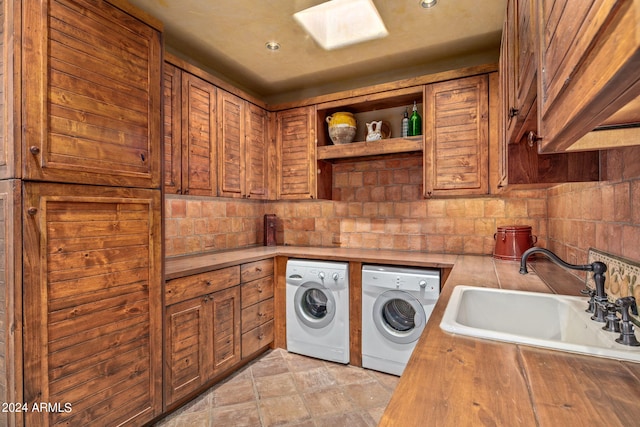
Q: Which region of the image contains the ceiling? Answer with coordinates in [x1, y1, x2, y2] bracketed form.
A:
[127, 0, 506, 105]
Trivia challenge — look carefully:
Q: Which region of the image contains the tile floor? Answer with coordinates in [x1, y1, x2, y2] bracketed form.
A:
[155, 348, 399, 427]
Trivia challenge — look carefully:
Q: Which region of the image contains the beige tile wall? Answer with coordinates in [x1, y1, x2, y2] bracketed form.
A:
[547, 146, 640, 266]
[165, 146, 640, 263]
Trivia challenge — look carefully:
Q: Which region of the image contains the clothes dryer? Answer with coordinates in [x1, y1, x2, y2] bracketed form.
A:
[362, 265, 440, 375]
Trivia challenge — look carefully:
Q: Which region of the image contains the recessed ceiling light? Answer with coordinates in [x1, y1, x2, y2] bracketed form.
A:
[420, 0, 437, 8]
[294, 0, 388, 50]
[265, 41, 281, 51]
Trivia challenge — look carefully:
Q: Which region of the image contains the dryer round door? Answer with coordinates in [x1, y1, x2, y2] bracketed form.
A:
[372, 290, 426, 344]
[294, 282, 336, 329]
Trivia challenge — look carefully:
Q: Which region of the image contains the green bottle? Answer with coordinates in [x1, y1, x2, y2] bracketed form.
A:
[408, 101, 421, 136]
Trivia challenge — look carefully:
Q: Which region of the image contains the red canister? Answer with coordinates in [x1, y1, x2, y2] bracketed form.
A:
[493, 225, 537, 261]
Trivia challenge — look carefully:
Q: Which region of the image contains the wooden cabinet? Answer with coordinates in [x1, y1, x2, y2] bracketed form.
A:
[501, 0, 537, 147]
[164, 266, 241, 408]
[240, 260, 275, 358]
[22, 183, 163, 426]
[498, 0, 602, 185]
[537, 0, 640, 152]
[21, 0, 162, 188]
[217, 90, 270, 199]
[162, 64, 218, 196]
[163, 62, 183, 194]
[0, 1, 164, 426]
[276, 106, 316, 199]
[164, 260, 274, 408]
[424, 75, 489, 197]
[181, 73, 218, 196]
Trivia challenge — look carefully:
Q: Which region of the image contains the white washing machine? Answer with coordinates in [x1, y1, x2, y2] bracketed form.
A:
[286, 259, 350, 363]
[362, 265, 440, 376]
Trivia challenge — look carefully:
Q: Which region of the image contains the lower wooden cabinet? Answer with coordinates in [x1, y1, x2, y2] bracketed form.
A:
[164, 286, 241, 407]
[164, 259, 274, 409]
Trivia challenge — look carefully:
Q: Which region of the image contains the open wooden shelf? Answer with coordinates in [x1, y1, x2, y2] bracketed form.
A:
[316, 136, 423, 161]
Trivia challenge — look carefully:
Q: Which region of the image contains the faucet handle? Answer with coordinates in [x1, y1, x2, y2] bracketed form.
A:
[614, 297, 640, 347]
[580, 288, 596, 313]
[602, 302, 621, 333]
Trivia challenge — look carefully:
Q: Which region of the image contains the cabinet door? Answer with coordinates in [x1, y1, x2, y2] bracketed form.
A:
[164, 63, 183, 194]
[210, 286, 241, 375]
[502, 0, 538, 146]
[217, 91, 245, 198]
[165, 296, 210, 407]
[182, 73, 217, 196]
[22, 0, 162, 188]
[245, 103, 269, 199]
[22, 183, 162, 426]
[537, 0, 640, 151]
[276, 106, 316, 199]
[424, 75, 489, 197]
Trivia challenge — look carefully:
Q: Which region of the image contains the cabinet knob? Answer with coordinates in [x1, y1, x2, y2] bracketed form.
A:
[258, 333, 264, 340]
[30, 146, 40, 155]
[527, 131, 542, 147]
[27, 207, 38, 215]
[508, 107, 519, 118]
[206, 280, 212, 286]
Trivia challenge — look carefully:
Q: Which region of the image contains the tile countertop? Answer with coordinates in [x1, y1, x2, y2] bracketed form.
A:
[165, 247, 640, 426]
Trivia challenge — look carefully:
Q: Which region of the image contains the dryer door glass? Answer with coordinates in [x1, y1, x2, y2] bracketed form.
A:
[294, 282, 336, 329]
[373, 290, 426, 344]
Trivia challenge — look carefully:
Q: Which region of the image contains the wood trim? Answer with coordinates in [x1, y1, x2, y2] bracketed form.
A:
[348, 262, 363, 367]
[268, 63, 498, 111]
[273, 256, 288, 349]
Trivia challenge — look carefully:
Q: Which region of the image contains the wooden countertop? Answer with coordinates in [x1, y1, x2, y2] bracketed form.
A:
[379, 255, 640, 426]
[165, 247, 640, 425]
[164, 245, 458, 280]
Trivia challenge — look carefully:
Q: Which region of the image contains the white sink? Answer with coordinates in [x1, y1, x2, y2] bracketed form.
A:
[440, 286, 640, 362]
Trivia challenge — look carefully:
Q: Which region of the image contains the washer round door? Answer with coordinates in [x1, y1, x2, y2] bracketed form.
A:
[372, 290, 426, 344]
[294, 282, 336, 329]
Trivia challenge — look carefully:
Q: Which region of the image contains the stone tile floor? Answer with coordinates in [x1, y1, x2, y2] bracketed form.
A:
[155, 348, 399, 427]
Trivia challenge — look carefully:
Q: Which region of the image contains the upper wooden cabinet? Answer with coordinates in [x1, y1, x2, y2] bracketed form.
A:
[424, 75, 489, 197]
[21, 0, 162, 188]
[276, 106, 316, 199]
[217, 90, 270, 199]
[536, 0, 640, 152]
[182, 73, 218, 196]
[501, 0, 538, 146]
[164, 62, 183, 194]
[163, 63, 218, 196]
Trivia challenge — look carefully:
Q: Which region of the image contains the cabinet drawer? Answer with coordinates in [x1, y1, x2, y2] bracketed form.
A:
[241, 298, 274, 332]
[241, 276, 274, 308]
[166, 266, 240, 306]
[241, 259, 273, 283]
[242, 320, 274, 358]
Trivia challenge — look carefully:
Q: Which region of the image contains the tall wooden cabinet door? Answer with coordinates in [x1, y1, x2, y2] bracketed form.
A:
[182, 73, 217, 196]
[22, 0, 162, 188]
[245, 103, 269, 200]
[209, 286, 241, 375]
[22, 183, 162, 427]
[217, 91, 245, 198]
[276, 106, 316, 200]
[164, 297, 210, 407]
[164, 63, 183, 194]
[424, 75, 489, 197]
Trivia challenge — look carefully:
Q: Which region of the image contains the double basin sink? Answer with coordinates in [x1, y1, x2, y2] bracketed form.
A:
[440, 285, 640, 362]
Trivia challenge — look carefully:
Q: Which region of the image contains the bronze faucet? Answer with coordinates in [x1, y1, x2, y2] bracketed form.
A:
[519, 247, 608, 322]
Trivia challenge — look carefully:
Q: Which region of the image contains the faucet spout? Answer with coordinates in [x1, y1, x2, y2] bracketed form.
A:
[519, 247, 604, 275]
[519, 247, 608, 322]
